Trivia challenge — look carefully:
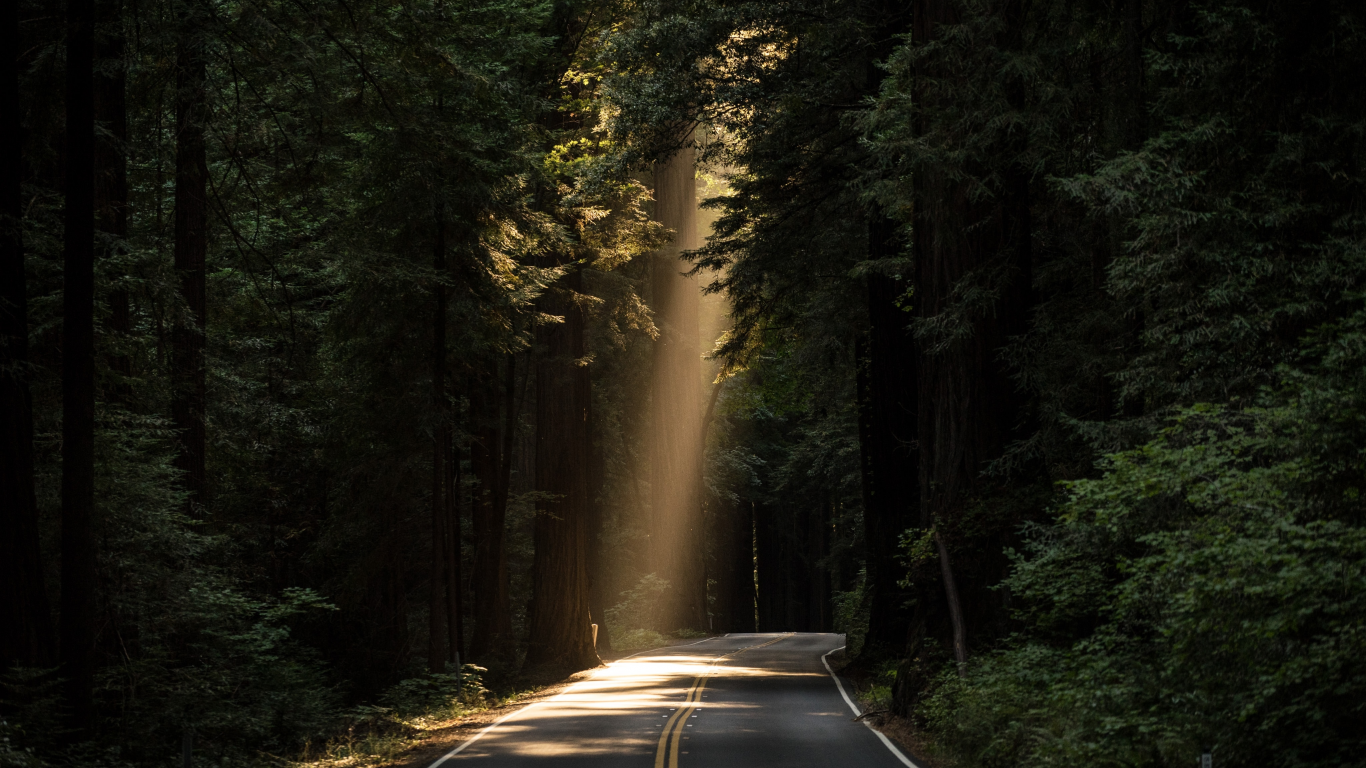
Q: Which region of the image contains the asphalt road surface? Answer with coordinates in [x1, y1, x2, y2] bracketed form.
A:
[431, 633, 916, 768]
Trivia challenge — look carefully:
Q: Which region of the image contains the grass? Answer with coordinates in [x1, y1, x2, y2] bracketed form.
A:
[288, 671, 543, 768]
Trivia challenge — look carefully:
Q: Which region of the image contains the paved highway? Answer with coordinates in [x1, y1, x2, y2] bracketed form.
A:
[430, 633, 916, 768]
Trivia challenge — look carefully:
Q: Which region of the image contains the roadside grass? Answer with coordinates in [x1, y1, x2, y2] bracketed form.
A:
[288, 667, 540, 768]
[291, 629, 711, 768]
[852, 659, 898, 716]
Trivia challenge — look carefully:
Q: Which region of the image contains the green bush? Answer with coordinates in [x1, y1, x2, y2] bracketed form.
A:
[374, 666, 489, 721]
[605, 574, 672, 636]
[611, 630, 669, 651]
[922, 363, 1366, 768]
[832, 569, 869, 657]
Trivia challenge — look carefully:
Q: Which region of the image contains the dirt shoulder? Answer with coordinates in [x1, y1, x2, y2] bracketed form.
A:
[825, 650, 942, 768]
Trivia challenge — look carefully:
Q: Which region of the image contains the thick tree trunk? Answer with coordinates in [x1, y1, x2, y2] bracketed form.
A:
[526, 265, 598, 671]
[95, 0, 129, 402]
[894, 0, 1033, 703]
[446, 424, 462, 665]
[586, 405, 612, 651]
[861, 216, 918, 655]
[726, 502, 757, 633]
[428, 211, 449, 674]
[171, 0, 208, 512]
[809, 502, 830, 632]
[61, 0, 98, 733]
[935, 532, 967, 675]
[0, 0, 57, 671]
[470, 356, 513, 662]
[649, 138, 706, 632]
[857, 0, 917, 659]
[754, 502, 780, 631]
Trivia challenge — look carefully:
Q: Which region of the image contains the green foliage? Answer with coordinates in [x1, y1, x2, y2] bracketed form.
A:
[923, 380, 1366, 768]
[605, 574, 672, 634]
[0, 720, 46, 768]
[611, 630, 669, 651]
[858, 1, 1366, 765]
[374, 666, 489, 722]
[832, 570, 870, 658]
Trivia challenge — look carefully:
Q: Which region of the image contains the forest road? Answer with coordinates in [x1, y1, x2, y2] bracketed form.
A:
[430, 632, 917, 768]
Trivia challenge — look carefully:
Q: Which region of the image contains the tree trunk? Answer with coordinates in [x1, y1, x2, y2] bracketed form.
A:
[707, 494, 756, 634]
[95, 0, 129, 403]
[470, 356, 514, 662]
[861, 216, 919, 655]
[446, 422, 462, 665]
[857, 0, 917, 659]
[648, 137, 706, 632]
[809, 501, 830, 632]
[171, 0, 208, 512]
[935, 532, 967, 675]
[754, 502, 780, 631]
[0, 0, 57, 672]
[894, 0, 1034, 704]
[526, 265, 598, 671]
[586, 400, 612, 651]
[61, 0, 98, 733]
[428, 209, 449, 674]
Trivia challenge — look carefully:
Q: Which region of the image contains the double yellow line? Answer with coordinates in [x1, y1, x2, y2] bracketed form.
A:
[653, 674, 709, 768]
[653, 634, 793, 768]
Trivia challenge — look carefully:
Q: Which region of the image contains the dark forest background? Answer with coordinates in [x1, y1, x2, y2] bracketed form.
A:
[2, 0, 1364, 767]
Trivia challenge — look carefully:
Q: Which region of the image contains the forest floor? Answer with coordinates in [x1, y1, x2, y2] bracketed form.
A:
[329, 635, 715, 768]
[834, 652, 943, 768]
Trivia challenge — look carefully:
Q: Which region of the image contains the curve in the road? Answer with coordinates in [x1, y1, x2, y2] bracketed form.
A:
[426, 633, 919, 768]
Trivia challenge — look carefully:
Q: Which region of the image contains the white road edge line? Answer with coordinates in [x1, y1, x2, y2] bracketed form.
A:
[821, 645, 921, 768]
[424, 634, 729, 768]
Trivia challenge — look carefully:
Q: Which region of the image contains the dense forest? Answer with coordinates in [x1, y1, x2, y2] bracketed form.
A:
[2, 0, 1364, 766]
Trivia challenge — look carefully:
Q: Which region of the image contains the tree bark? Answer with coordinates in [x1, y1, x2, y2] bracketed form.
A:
[0, 0, 57, 672]
[171, 0, 208, 512]
[754, 502, 780, 631]
[470, 356, 513, 662]
[62, 0, 98, 733]
[895, 0, 1033, 702]
[718, 500, 756, 633]
[428, 209, 449, 674]
[861, 217, 919, 655]
[94, 0, 129, 402]
[935, 532, 967, 676]
[446, 422, 462, 665]
[586, 398, 612, 651]
[526, 265, 598, 671]
[648, 136, 706, 632]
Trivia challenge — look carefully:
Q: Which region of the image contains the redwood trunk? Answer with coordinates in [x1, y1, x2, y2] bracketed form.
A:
[526, 266, 598, 670]
[861, 216, 919, 654]
[0, 0, 56, 671]
[429, 211, 449, 673]
[95, 0, 129, 401]
[61, 0, 98, 733]
[586, 402, 612, 651]
[446, 424, 462, 664]
[900, 0, 1033, 686]
[470, 356, 513, 662]
[171, 0, 208, 511]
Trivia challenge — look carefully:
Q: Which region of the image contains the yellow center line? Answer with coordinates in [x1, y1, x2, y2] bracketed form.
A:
[653, 633, 794, 768]
[654, 676, 705, 768]
[668, 676, 710, 768]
